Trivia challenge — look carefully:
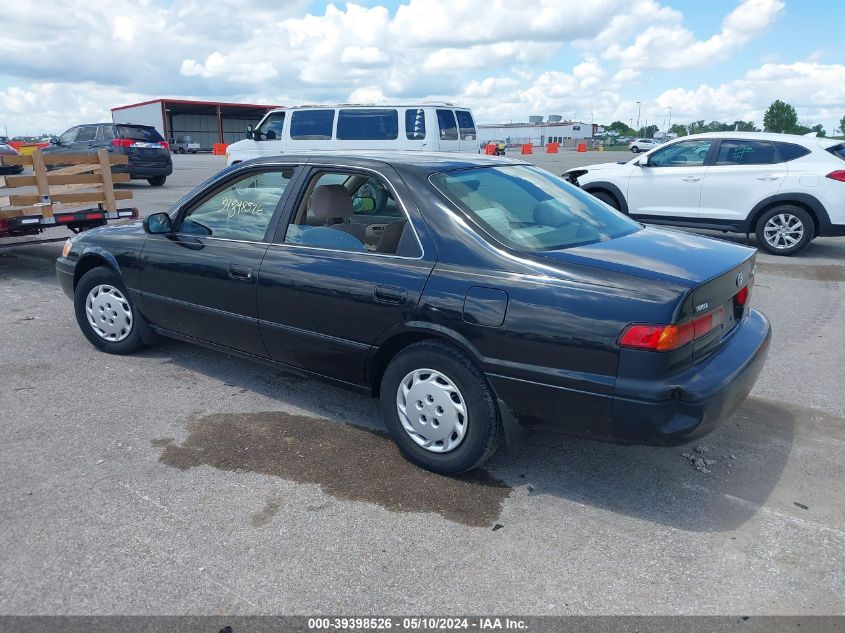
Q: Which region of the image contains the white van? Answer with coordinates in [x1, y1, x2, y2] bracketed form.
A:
[226, 104, 478, 165]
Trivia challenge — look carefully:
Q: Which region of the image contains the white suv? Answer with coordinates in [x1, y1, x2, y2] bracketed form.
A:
[629, 138, 658, 153]
[565, 132, 845, 255]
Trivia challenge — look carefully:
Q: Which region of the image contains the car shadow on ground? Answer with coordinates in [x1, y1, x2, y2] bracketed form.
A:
[142, 337, 796, 535]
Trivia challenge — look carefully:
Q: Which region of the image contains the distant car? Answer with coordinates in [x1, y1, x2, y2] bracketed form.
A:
[0, 142, 24, 175]
[172, 135, 201, 154]
[56, 152, 770, 474]
[629, 138, 658, 153]
[564, 131, 845, 255]
[42, 123, 172, 186]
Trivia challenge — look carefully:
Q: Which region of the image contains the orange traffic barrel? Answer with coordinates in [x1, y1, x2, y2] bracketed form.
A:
[577, 142, 587, 152]
[485, 144, 496, 155]
[521, 143, 533, 155]
[212, 143, 229, 155]
[546, 142, 559, 153]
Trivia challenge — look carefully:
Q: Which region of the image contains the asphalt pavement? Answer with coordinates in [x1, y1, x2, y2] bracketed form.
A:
[1, 152, 843, 615]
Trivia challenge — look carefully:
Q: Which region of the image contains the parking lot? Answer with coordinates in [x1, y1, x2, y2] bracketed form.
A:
[1, 152, 844, 614]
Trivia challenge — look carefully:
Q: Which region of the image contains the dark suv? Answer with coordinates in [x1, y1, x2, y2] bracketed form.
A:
[43, 123, 172, 186]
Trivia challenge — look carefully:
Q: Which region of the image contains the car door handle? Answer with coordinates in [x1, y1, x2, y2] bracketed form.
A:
[374, 285, 407, 305]
[681, 176, 702, 182]
[228, 264, 253, 281]
[756, 175, 781, 181]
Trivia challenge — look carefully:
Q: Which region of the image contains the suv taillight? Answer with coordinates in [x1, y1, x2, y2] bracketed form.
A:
[111, 138, 133, 147]
[825, 170, 845, 182]
[158, 141, 170, 150]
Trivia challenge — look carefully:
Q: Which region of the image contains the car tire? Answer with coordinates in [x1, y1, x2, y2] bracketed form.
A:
[147, 176, 166, 187]
[380, 340, 503, 474]
[631, 146, 639, 153]
[74, 267, 148, 355]
[754, 205, 814, 256]
[591, 190, 621, 211]
[178, 147, 185, 154]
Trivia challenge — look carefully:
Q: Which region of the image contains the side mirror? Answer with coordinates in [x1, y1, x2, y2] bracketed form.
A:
[353, 196, 376, 213]
[639, 155, 650, 167]
[143, 212, 173, 234]
[245, 130, 255, 140]
[51, 136, 61, 145]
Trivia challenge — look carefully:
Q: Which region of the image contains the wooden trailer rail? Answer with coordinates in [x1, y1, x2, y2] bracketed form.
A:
[0, 149, 134, 225]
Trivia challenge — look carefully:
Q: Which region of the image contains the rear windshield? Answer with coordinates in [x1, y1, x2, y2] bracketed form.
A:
[431, 165, 640, 251]
[827, 144, 845, 161]
[116, 125, 164, 142]
[336, 109, 398, 140]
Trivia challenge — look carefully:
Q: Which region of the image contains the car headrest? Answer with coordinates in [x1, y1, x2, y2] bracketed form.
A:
[533, 200, 574, 227]
[311, 184, 353, 220]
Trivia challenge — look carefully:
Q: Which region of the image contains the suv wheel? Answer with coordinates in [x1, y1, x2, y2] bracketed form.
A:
[74, 267, 149, 354]
[380, 340, 503, 474]
[148, 176, 166, 187]
[755, 205, 814, 256]
[631, 146, 640, 153]
[591, 190, 621, 211]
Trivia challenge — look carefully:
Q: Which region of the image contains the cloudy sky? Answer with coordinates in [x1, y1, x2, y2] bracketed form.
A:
[1, 0, 844, 136]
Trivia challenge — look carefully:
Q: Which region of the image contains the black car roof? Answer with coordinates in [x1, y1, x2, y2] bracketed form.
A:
[241, 151, 529, 175]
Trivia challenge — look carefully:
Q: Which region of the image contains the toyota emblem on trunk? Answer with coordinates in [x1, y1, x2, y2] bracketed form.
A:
[736, 271, 745, 286]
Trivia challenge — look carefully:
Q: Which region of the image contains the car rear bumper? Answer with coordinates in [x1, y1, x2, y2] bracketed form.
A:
[56, 257, 75, 299]
[113, 158, 173, 179]
[610, 308, 771, 444]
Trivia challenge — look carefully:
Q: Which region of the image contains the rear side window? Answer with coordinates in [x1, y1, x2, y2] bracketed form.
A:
[290, 110, 335, 140]
[455, 111, 476, 140]
[436, 109, 458, 141]
[116, 125, 164, 142]
[76, 127, 97, 143]
[406, 109, 426, 140]
[336, 109, 398, 140]
[715, 140, 777, 165]
[824, 143, 845, 161]
[99, 125, 115, 141]
[776, 142, 811, 161]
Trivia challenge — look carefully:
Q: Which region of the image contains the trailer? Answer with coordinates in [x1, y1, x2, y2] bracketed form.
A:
[0, 149, 138, 240]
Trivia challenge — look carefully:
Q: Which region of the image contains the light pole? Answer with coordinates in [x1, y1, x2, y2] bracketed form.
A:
[667, 106, 672, 133]
[636, 101, 641, 136]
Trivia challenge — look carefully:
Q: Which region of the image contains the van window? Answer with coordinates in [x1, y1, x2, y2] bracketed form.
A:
[455, 111, 476, 140]
[255, 112, 285, 140]
[290, 110, 335, 140]
[406, 109, 426, 140]
[336, 109, 398, 140]
[436, 109, 458, 141]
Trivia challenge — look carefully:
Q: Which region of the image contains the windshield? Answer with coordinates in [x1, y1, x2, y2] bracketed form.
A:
[431, 165, 640, 251]
[116, 125, 164, 142]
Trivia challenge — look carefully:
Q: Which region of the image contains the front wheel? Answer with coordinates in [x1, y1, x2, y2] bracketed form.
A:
[631, 146, 640, 153]
[591, 190, 621, 211]
[74, 267, 148, 354]
[754, 206, 814, 255]
[147, 176, 166, 187]
[380, 340, 503, 474]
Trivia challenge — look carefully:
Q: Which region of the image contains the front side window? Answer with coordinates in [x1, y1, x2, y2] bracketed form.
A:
[436, 109, 458, 141]
[290, 110, 335, 140]
[405, 109, 426, 140]
[177, 169, 293, 242]
[455, 111, 476, 140]
[255, 112, 285, 140]
[58, 127, 79, 145]
[648, 140, 713, 167]
[284, 171, 419, 256]
[715, 140, 777, 165]
[336, 109, 398, 140]
[431, 165, 640, 251]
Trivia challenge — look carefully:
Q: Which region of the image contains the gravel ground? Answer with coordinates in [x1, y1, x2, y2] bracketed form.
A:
[1, 152, 844, 615]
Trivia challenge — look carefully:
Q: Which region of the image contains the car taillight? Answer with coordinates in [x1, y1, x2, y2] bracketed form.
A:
[735, 285, 750, 306]
[158, 141, 170, 150]
[619, 305, 725, 352]
[111, 138, 133, 147]
[825, 170, 845, 182]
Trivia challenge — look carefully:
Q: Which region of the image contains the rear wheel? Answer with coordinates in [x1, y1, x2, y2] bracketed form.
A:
[380, 340, 503, 474]
[74, 267, 148, 354]
[148, 176, 166, 187]
[754, 205, 813, 255]
[631, 146, 640, 153]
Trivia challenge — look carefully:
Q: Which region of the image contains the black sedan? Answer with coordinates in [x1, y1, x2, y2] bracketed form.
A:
[56, 153, 771, 474]
[0, 141, 24, 174]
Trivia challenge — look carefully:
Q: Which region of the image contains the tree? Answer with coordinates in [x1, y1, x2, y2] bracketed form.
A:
[607, 120, 636, 136]
[643, 124, 659, 138]
[668, 124, 688, 137]
[811, 123, 826, 137]
[840, 114, 845, 137]
[731, 120, 757, 131]
[763, 100, 798, 133]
